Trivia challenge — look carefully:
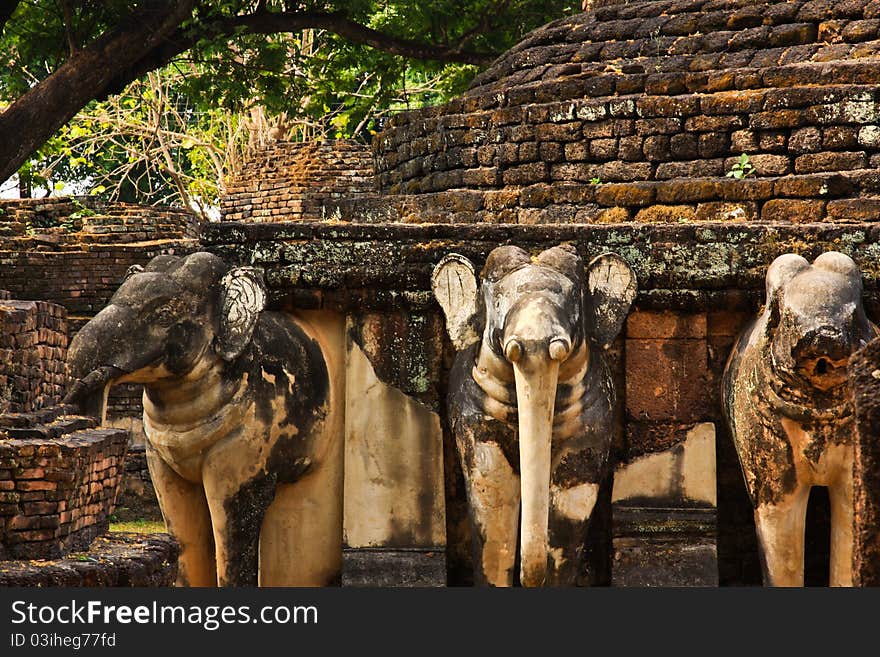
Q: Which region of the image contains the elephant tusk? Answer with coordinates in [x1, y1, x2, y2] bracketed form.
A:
[504, 339, 523, 363]
[549, 338, 571, 362]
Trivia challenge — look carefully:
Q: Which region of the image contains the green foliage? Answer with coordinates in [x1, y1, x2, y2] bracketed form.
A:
[589, 176, 602, 185]
[726, 153, 756, 180]
[1, 0, 577, 205]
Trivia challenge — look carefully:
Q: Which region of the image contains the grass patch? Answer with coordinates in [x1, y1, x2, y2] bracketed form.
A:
[109, 519, 166, 534]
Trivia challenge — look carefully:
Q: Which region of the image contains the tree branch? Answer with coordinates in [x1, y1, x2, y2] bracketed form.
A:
[0, 4, 500, 183]
[451, 0, 512, 53]
[59, 0, 78, 55]
[112, 9, 494, 95]
[229, 11, 495, 65]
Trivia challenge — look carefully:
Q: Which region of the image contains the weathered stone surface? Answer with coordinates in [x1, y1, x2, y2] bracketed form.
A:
[625, 337, 708, 423]
[343, 330, 446, 553]
[0, 532, 178, 586]
[849, 336, 880, 586]
[611, 507, 718, 587]
[203, 221, 880, 315]
[612, 423, 717, 508]
[626, 310, 706, 339]
[342, 548, 446, 587]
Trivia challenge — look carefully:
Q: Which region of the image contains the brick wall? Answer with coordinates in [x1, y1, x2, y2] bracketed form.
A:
[0, 406, 128, 559]
[221, 139, 375, 222]
[0, 201, 199, 522]
[0, 300, 68, 414]
[0, 238, 197, 316]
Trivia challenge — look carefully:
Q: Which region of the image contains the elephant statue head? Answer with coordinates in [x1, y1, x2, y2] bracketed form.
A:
[433, 244, 636, 586]
[66, 252, 266, 420]
[762, 252, 873, 394]
[65, 251, 343, 587]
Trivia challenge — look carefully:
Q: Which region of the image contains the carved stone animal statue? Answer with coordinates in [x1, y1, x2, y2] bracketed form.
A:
[65, 252, 344, 587]
[432, 245, 636, 586]
[722, 252, 877, 586]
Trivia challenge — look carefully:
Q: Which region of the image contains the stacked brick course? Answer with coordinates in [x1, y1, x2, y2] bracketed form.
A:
[0, 405, 128, 560]
[0, 197, 200, 242]
[221, 139, 375, 222]
[367, 0, 880, 225]
[0, 201, 197, 521]
[0, 300, 68, 414]
[0, 198, 200, 316]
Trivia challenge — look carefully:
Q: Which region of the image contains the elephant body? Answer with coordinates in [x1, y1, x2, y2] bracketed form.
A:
[448, 338, 616, 586]
[723, 252, 876, 586]
[67, 252, 344, 586]
[433, 244, 636, 586]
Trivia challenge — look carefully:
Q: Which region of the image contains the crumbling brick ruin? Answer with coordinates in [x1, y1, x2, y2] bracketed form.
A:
[0, 405, 128, 560]
[0, 198, 199, 574]
[220, 139, 375, 222]
[0, 197, 200, 509]
[0, 298, 67, 414]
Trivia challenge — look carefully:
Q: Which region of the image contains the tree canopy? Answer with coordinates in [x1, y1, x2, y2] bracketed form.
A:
[0, 1, 577, 190]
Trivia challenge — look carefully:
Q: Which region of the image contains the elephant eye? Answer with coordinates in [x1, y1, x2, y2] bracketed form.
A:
[153, 304, 177, 327]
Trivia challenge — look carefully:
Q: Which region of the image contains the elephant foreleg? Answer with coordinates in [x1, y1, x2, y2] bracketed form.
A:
[547, 481, 598, 586]
[754, 484, 810, 586]
[460, 437, 520, 587]
[203, 468, 275, 587]
[829, 470, 854, 587]
[145, 444, 216, 586]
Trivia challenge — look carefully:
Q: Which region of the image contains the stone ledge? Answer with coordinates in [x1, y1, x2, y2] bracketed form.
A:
[0, 532, 178, 586]
[203, 220, 880, 312]
[342, 548, 447, 587]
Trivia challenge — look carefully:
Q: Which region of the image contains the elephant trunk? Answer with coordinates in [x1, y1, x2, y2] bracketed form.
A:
[513, 358, 559, 587]
[65, 304, 140, 421]
[63, 365, 122, 422]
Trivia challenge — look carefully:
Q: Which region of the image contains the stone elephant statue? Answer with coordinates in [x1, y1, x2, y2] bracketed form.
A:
[723, 252, 877, 586]
[432, 244, 636, 586]
[65, 252, 345, 586]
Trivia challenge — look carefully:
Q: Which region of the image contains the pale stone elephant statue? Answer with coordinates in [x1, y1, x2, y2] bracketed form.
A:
[432, 244, 636, 586]
[723, 252, 877, 586]
[65, 252, 345, 586]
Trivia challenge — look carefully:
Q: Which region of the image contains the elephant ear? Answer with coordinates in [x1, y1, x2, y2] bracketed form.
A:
[432, 254, 481, 351]
[587, 253, 637, 349]
[215, 267, 267, 361]
[763, 253, 810, 329]
[123, 264, 144, 281]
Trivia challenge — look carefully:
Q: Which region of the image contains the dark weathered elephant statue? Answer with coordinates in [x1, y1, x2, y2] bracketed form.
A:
[723, 252, 877, 586]
[432, 244, 636, 586]
[65, 252, 345, 586]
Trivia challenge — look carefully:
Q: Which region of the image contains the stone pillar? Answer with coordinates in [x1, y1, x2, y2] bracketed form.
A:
[342, 311, 447, 586]
[849, 336, 880, 586]
[614, 310, 719, 586]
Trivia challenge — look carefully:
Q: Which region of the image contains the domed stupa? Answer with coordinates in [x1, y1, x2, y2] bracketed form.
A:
[367, 0, 880, 225]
